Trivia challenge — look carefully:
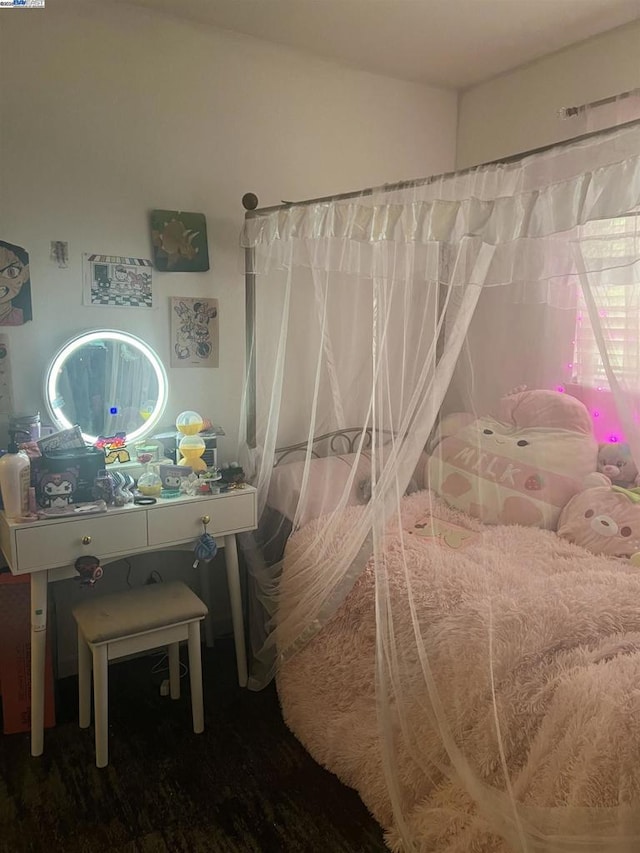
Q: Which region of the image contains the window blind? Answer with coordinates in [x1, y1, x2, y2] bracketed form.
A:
[573, 217, 640, 389]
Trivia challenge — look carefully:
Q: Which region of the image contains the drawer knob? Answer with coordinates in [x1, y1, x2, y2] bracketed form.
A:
[81, 535, 92, 545]
[201, 515, 210, 526]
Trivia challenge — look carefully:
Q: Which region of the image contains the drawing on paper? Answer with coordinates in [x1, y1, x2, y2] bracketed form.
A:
[83, 254, 153, 308]
[170, 297, 218, 368]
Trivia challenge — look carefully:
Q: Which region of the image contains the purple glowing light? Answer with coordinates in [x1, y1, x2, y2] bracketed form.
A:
[608, 435, 620, 443]
[556, 385, 565, 393]
[593, 410, 600, 418]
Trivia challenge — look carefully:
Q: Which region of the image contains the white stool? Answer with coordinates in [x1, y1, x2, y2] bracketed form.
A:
[72, 581, 208, 768]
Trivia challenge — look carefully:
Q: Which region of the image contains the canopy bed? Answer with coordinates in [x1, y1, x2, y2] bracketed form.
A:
[238, 108, 640, 852]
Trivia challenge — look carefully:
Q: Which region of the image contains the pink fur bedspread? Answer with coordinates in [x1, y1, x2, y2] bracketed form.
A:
[276, 490, 640, 852]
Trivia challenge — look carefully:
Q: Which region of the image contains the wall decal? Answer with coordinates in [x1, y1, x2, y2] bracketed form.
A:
[82, 254, 153, 308]
[0, 240, 33, 325]
[150, 210, 210, 272]
[170, 297, 219, 368]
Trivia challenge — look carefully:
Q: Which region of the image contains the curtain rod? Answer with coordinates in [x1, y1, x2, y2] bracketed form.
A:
[559, 86, 640, 118]
[242, 112, 640, 217]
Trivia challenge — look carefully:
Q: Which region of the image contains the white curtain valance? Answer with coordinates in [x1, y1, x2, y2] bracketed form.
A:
[242, 125, 640, 284]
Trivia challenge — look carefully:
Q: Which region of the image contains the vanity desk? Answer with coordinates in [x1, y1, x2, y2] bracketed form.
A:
[0, 485, 257, 757]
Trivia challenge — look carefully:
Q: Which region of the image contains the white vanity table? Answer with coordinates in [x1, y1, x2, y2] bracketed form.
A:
[0, 485, 257, 757]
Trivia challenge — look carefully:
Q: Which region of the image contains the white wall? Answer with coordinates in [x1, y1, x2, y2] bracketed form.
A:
[457, 20, 640, 168]
[0, 0, 457, 458]
[0, 0, 456, 673]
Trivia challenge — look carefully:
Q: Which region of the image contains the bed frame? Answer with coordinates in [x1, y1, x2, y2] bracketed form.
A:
[273, 427, 393, 467]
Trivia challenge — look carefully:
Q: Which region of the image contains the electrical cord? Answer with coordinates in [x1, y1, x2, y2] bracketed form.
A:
[151, 650, 189, 679]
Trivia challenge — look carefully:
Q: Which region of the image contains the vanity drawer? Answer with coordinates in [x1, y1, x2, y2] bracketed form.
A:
[15, 512, 148, 572]
[148, 491, 257, 546]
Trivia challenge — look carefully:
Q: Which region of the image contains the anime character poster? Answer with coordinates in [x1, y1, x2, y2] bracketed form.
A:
[0, 240, 33, 326]
[83, 254, 153, 308]
[170, 297, 219, 368]
[150, 210, 209, 272]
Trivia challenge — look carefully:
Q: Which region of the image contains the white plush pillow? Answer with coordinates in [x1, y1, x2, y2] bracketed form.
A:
[267, 453, 372, 525]
[268, 450, 430, 526]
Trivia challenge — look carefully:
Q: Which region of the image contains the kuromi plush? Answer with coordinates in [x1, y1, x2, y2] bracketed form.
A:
[426, 389, 598, 529]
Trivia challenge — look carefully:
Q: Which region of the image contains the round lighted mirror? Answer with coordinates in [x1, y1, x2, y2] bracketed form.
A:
[45, 330, 168, 445]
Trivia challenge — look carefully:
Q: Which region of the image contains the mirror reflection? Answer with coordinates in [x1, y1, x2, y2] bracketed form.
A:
[46, 330, 168, 444]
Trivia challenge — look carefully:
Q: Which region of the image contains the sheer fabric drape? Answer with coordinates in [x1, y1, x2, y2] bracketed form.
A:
[239, 121, 640, 852]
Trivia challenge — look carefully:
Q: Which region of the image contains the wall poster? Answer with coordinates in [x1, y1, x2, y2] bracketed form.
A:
[0, 240, 33, 325]
[170, 297, 219, 368]
[83, 254, 153, 308]
[150, 210, 210, 272]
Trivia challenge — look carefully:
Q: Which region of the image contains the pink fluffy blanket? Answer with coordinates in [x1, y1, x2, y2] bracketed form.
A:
[276, 490, 640, 852]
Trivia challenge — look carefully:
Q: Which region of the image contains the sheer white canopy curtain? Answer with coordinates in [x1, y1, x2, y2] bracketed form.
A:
[239, 120, 640, 852]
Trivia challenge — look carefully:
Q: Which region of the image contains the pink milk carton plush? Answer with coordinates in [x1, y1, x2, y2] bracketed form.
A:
[426, 389, 598, 529]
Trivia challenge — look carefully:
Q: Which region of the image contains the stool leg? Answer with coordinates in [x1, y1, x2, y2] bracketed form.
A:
[168, 643, 180, 699]
[187, 622, 204, 734]
[93, 645, 109, 768]
[78, 627, 92, 729]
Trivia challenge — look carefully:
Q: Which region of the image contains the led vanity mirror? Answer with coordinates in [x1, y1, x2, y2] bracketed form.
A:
[45, 330, 168, 445]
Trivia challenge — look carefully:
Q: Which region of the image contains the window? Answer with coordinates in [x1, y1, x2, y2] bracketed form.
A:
[572, 216, 640, 390]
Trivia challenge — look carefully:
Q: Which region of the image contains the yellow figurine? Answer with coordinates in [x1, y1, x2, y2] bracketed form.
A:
[178, 434, 207, 472]
[176, 411, 207, 472]
[176, 410, 204, 436]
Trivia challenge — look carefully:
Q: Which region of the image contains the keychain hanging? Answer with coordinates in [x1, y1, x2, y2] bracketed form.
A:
[74, 555, 104, 587]
[193, 515, 217, 568]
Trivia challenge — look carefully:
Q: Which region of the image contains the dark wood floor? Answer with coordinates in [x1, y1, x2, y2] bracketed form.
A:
[0, 639, 387, 853]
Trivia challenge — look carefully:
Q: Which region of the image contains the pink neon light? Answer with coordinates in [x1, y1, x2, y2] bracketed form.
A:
[593, 410, 600, 418]
[556, 385, 565, 393]
[608, 435, 620, 443]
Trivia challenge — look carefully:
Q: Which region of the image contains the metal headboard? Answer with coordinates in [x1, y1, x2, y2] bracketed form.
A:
[273, 427, 394, 467]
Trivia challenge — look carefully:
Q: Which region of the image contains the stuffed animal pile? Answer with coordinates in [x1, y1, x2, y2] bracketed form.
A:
[426, 389, 599, 529]
[422, 386, 640, 563]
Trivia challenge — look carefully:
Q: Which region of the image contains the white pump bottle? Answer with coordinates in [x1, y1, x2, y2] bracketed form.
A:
[0, 443, 30, 519]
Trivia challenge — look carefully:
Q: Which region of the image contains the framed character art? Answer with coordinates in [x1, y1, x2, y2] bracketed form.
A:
[170, 297, 219, 368]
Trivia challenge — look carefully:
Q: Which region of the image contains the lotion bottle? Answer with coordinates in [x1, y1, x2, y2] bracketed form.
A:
[0, 443, 31, 519]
